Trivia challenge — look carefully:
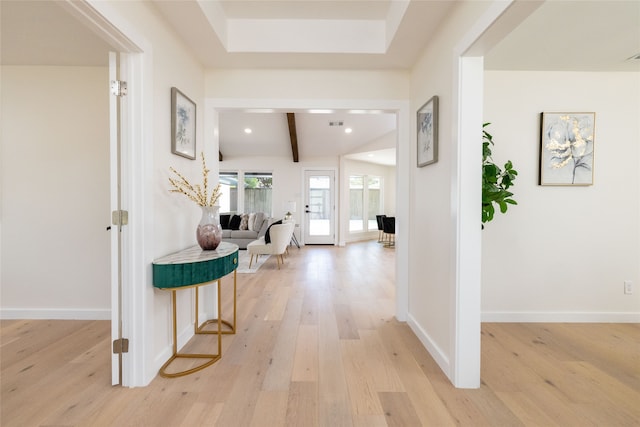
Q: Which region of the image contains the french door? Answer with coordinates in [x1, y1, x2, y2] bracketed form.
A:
[303, 170, 336, 245]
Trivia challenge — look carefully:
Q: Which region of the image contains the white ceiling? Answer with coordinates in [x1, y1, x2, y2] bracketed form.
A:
[0, 1, 112, 67]
[484, 1, 640, 72]
[150, 0, 455, 70]
[2, 1, 638, 166]
[218, 109, 398, 164]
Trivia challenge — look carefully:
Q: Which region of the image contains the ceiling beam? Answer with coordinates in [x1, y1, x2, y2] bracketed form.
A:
[286, 113, 300, 163]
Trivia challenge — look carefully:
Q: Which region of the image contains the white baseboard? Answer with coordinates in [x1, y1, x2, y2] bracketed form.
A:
[0, 308, 110, 320]
[482, 311, 640, 323]
[406, 313, 451, 379]
[154, 321, 196, 374]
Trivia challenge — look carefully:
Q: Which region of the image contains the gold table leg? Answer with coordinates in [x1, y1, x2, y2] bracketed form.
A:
[159, 282, 223, 378]
[195, 270, 237, 335]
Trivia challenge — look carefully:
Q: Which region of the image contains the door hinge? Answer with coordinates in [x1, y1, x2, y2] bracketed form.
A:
[112, 210, 129, 226]
[110, 80, 128, 97]
[113, 338, 129, 354]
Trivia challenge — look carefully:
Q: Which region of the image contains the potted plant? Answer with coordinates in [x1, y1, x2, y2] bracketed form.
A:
[482, 123, 518, 228]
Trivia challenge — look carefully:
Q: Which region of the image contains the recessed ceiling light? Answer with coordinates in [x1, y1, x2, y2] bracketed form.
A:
[345, 128, 353, 134]
[309, 109, 334, 114]
[368, 153, 374, 157]
[244, 128, 252, 134]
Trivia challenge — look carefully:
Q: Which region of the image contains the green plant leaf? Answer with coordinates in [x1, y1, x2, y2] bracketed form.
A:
[481, 123, 517, 227]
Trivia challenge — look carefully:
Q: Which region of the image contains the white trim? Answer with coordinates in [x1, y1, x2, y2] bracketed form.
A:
[62, 0, 144, 53]
[407, 313, 450, 374]
[67, 0, 153, 388]
[121, 49, 153, 388]
[303, 168, 338, 245]
[108, 51, 120, 386]
[448, 0, 542, 389]
[394, 102, 410, 322]
[449, 55, 483, 389]
[0, 309, 111, 320]
[152, 321, 196, 373]
[482, 311, 640, 323]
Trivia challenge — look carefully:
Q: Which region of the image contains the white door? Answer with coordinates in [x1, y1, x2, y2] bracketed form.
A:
[303, 170, 336, 245]
[108, 52, 124, 385]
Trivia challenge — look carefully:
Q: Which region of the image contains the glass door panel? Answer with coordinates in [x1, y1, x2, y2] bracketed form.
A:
[304, 170, 335, 244]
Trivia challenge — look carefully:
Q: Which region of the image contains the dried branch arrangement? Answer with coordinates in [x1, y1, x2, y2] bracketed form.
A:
[169, 152, 222, 207]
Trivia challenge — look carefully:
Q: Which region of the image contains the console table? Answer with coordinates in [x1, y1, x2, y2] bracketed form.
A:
[152, 242, 239, 378]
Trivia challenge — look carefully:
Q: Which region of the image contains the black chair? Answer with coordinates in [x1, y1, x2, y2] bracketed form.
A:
[382, 216, 395, 247]
[376, 215, 387, 243]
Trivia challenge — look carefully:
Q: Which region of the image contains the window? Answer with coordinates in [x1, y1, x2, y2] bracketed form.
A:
[349, 176, 364, 232]
[219, 171, 273, 214]
[219, 172, 238, 213]
[349, 174, 382, 233]
[367, 176, 382, 231]
[244, 172, 272, 214]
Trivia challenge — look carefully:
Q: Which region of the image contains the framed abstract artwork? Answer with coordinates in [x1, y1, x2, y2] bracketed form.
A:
[171, 87, 196, 160]
[417, 95, 438, 167]
[539, 112, 595, 185]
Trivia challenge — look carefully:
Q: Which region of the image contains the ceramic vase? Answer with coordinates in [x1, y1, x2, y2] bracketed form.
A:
[196, 205, 222, 250]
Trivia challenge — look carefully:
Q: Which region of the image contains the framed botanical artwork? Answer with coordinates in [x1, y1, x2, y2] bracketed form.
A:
[539, 112, 595, 185]
[171, 87, 196, 160]
[417, 95, 438, 167]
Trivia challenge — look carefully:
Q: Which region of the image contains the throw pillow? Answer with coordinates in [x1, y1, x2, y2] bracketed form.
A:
[239, 214, 249, 230]
[257, 217, 271, 238]
[264, 219, 283, 244]
[229, 214, 242, 230]
[253, 212, 266, 232]
[248, 213, 256, 231]
[219, 214, 231, 230]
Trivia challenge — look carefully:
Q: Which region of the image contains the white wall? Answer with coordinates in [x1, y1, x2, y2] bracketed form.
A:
[93, 0, 208, 384]
[482, 71, 640, 321]
[1, 66, 110, 318]
[407, 0, 493, 383]
[205, 69, 409, 100]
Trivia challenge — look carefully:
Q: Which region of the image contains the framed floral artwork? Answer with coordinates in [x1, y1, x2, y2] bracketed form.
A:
[171, 87, 196, 160]
[417, 95, 438, 167]
[539, 112, 595, 185]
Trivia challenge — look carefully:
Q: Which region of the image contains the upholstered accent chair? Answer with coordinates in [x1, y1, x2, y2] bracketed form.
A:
[246, 222, 295, 269]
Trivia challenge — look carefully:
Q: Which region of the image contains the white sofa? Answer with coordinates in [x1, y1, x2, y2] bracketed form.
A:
[220, 212, 273, 249]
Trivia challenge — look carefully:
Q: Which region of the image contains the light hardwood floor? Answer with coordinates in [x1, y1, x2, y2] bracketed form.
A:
[2, 241, 639, 426]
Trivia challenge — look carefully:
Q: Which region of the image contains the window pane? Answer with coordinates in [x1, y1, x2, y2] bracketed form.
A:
[367, 176, 382, 231]
[310, 176, 330, 189]
[349, 175, 364, 232]
[309, 175, 331, 237]
[219, 172, 238, 213]
[244, 172, 272, 214]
